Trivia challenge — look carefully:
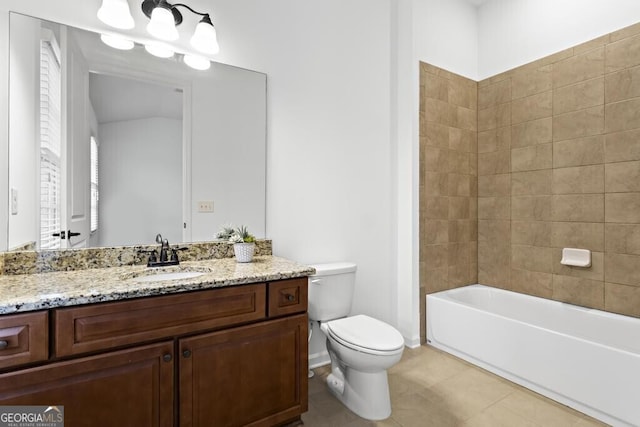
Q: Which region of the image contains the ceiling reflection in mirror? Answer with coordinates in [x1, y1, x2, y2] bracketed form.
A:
[8, 12, 266, 251]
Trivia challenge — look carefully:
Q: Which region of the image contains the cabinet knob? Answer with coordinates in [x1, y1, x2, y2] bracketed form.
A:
[183, 349, 192, 358]
[0, 340, 7, 350]
[162, 353, 172, 362]
[286, 294, 295, 302]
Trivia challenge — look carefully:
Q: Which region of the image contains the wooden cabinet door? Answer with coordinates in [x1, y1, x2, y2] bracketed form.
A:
[179, 314, 308, 427]
[0, 341, 174, 427]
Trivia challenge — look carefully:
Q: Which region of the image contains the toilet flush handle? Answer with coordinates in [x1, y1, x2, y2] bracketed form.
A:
[311, 279, 322, 285]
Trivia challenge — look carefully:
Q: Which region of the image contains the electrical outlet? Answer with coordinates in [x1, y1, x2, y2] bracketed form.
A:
[10, 188, 18, 215]
[198, 201, 214, 213]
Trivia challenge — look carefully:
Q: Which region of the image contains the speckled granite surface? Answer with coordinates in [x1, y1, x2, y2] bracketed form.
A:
[0, 256, 314, 314]
[2, 240, 272, 275]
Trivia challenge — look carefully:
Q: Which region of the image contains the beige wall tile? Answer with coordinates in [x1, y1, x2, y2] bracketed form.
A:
[478, 78, 511, 109]
[606, 33, 640, 73]
[478, 150, 510, 175]
[511, 196, 553, 221]
[425, 197, 449, 219]
[450, 128, 476, 153]
[449, 80, 477, 110]
[456, 106, 477, 132]
[553, 249, 604, 281]
[512, 245, 553, 273]
[511, 117, 552, 148]
[605, 283, 640, 317]
[553, 47, 604, 88]
[424, 122, 450, 148]
[552, 194, 604, 222]
[449, 220, 475, 243]
[550, 222, 604, 251]
[553, 77, 604, 115]
[512, 170, 552, 196]
[425, 220, 449, 244]
[478, 197, 510, 220]
[449, 150, 470, 174]
[478, 103, 511, 131]
[424, 74, 449, 102]
[553, 135, 604, 167]
[605, 193, 640, 223]
[610, 22, 640, 42]
[511, 65, 552, 100]
[605, 128, 640, 162]
[478, 127, 511, 153]
[552, 275, 604, 309]
[605, 224, 640, 255]
[425, 97, 452, 126]
[478, 243, 511, 287]
[510, 269, 553, 298]
[605, 252, 640, 286]
[511, 91, 552, 124]
[552, 164, 604, 194]
[449, 197, 470, 220]
[574, 35, 611, 55]
[425, 147, 449, 172]
[478, 220, 510, 244]
[511, 144, 553, 172]
[511, 221, 551, 246]
[605, 98, 640, 133]
[424, 171, 449, 196]
[448, 173, 472, 197]
[605, 161, 640, 192]
[553, 106, 604, 141]
[478, 174, 511, 197]
[424, 267, 449, 294]
[605, 65, 640, 103]
[424, 244, 449, 270]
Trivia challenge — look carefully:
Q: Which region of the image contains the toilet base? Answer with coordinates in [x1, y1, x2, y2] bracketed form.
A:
[326, 366, 392, 421]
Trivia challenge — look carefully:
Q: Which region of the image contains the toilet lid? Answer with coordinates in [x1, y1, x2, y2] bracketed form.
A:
[326, 314, 405, 353]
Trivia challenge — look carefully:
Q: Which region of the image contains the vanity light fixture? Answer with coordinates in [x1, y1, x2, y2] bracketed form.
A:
[183, 53, 210, 70]
[97, 0, 135, 29]
[144, 42, 175, 58]
[100, 34, 135, 50]
[141, 0, 220, 55]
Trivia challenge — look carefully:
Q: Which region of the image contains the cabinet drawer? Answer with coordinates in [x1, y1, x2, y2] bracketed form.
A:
[54, 284, 266, 357]
[268, 277, 308, 318]
[0, 311, 48, 370]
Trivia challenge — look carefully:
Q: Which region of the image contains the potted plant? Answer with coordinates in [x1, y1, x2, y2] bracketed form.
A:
[228, 225, 256, 263]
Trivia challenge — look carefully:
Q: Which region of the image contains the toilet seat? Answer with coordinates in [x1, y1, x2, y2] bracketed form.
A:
[325, 314, 405, 356]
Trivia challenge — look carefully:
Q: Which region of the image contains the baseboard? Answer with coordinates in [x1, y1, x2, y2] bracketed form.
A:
[309, 350, 330, 369]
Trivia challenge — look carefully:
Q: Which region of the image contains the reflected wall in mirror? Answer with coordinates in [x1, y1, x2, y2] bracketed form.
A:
[8, 12, 266, 250]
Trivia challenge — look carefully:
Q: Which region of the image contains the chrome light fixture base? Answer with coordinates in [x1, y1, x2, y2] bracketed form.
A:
[141, 0, 184, 26]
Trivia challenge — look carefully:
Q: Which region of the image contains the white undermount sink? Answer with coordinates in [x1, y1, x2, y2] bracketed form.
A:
[132, 271, 206, 283]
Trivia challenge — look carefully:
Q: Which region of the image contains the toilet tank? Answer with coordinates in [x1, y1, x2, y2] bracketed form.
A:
[307, 262, 357, 321]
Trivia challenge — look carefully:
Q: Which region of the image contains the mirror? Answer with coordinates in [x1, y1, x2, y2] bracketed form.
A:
[8, 12, 266, 250]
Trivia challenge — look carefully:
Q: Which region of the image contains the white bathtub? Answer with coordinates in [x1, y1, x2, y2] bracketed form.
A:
[426, 284, 640, 427]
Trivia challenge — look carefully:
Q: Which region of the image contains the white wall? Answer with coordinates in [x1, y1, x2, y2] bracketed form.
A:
[7, 14, 40, 250]
[478, 0, 640, 79]
[98, 117, 182, 247]
[414, 0, 479, 80]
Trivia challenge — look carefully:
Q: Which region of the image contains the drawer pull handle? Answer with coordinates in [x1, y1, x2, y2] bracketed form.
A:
[285, 294, 295, 302]
[183, 349, 192, 358]
[0, 340, 7, 350]
[163, 353, 172, 362]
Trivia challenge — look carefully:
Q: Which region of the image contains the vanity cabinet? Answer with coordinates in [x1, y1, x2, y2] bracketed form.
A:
[0, 277, 309, 427]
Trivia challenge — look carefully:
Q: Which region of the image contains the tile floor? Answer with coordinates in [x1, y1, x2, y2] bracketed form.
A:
[302, 345, 607, 426]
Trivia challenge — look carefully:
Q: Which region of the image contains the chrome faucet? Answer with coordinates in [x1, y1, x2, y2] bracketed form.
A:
[145, 233, 182, 267]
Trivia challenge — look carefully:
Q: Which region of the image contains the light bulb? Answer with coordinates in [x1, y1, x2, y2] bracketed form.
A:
[183, 54, 210, 71]
[190, 16, 219, 55]
[100, 34, 134, 50]
[147, 6, 179, 41]
[97, 0, 135, 30]
[144, 43, 175, 58]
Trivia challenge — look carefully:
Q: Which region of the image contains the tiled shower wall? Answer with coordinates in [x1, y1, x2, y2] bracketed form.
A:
[420, 22, 640, 344]
[477, 23, 640, 320]
[419, 64, 478, 343]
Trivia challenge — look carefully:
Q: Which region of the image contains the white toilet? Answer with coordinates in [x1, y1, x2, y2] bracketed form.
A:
[308, 262, 405, 420]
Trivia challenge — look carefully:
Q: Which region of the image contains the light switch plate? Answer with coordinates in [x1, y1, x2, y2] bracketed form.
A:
[198, 201, 214, 213]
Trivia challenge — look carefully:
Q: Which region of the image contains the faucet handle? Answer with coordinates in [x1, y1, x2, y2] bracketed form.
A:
[155, 234, 163, 244]
[170, 247, 188, 263]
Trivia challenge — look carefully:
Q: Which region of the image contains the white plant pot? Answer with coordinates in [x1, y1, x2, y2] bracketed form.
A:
[233, 243, 255, 263]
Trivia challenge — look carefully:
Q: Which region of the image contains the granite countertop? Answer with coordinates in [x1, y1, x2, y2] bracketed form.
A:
[0, 256, 315, 315]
